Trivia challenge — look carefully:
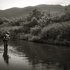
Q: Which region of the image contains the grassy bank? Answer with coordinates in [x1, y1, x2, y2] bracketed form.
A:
[0, 9, 70, 46]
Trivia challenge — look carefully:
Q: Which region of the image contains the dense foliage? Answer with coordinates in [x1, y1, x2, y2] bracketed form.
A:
[0, 8, 70, 45]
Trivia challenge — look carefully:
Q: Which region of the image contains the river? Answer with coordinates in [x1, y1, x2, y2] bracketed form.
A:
[0, 39, 70, 70]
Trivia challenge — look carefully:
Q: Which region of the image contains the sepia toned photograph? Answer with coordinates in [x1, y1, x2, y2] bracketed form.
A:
[0, 0, 70, 70]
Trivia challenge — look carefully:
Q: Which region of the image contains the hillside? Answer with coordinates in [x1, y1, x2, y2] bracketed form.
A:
[0, 4, 70, 18]
[0, 4, 70, 46]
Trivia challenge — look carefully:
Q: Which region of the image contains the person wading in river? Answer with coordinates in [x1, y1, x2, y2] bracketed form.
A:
[3, 31, 10, 56]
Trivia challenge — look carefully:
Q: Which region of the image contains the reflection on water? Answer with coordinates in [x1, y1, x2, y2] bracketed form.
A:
[0, 39, 70, 70]
[3, 40, 9, 65]
[3, 54, 9, 65]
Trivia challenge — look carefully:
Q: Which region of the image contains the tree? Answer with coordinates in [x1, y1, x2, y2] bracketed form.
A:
[27, 9, 42, 21]
[32, 9, 42, 19]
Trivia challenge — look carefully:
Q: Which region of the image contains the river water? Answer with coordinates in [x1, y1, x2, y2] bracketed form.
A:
[0, 39, 70, 70]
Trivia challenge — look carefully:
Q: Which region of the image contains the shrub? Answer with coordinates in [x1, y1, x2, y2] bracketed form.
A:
[28, 36, 40, 42]
[41, 22, 70, 41]
[30, 25, 41, 36]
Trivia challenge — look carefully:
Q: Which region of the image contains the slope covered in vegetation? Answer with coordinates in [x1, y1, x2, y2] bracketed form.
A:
[0, 7, 70, 46]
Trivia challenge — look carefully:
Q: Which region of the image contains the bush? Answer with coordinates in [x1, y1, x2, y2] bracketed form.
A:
[19, 33, 32, 40]
[24, 17, 38, 27]
[41, 22, 70, 41]
[30, 25, 41, 36]
[28, 36, 40, 42]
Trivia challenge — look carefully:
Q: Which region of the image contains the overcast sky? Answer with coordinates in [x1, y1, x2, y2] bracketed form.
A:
[0, 0, 70, 10]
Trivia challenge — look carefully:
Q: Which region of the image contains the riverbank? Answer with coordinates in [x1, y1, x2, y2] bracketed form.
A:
[0, 9, 70, 47]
